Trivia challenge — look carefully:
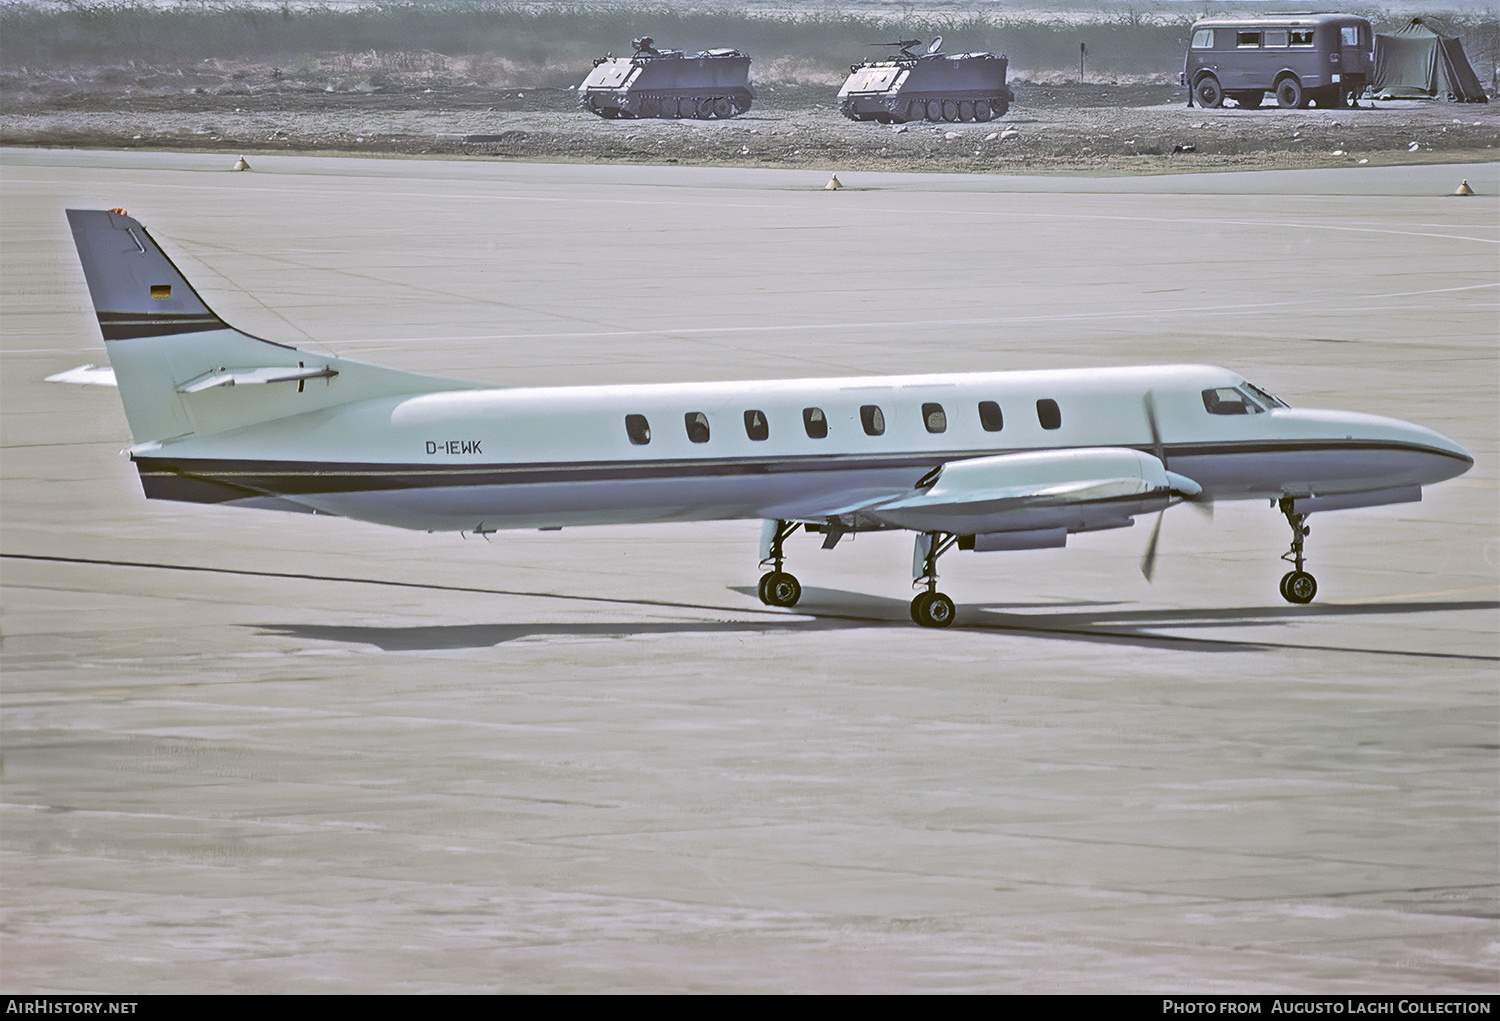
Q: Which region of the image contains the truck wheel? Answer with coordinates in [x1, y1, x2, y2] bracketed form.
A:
[1194, 76, 1223, 108]
[1276, 78, 1304, 109]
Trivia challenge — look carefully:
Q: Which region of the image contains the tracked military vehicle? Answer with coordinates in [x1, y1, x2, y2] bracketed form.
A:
[578, 37, 753, 119]
[838, 37, 1014, 123]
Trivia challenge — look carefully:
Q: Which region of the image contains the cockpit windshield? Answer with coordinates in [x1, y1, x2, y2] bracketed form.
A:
[1240, 380, 1288, 409]
[1202, 380, 1290, 416]
[1203, 386, 1261, 415]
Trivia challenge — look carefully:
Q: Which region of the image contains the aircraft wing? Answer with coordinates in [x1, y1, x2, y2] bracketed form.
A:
[776, 447, 1201, 538]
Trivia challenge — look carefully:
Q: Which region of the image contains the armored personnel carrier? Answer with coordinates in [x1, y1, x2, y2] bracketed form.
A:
[838, 37, 1014, 123]
[578, 37, 753, 119]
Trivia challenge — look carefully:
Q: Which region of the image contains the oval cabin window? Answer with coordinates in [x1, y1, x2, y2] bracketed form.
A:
[625, 414, 652, 445]
[922, 403, 947, 434]
[744, 409, 769, 441]
[803, 407, 828, 439]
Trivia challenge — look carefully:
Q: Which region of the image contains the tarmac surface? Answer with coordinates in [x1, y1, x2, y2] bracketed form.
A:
[2, 148, 1497, 994]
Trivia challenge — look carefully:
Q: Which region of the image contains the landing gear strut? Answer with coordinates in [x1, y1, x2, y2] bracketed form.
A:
[911, 531, 959, 628]
[1277, 497, 1317, 604]
[758, 520, 803, 607]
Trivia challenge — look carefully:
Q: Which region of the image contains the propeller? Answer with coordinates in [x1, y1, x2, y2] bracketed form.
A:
[1141, 511, 1165, 582]
[1139, 389, 1212, 580]
[1143, 389, 1165, 464]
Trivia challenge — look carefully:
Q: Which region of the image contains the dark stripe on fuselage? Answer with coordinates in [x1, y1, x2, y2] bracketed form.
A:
[132, 437, 1468, 504]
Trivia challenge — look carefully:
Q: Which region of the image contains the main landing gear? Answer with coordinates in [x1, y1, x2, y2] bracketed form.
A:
[1277, 496, 1317, 604]
[910, 531, 958, 628]
[756, 521, 959, 627]
[757, 520, 803, 608]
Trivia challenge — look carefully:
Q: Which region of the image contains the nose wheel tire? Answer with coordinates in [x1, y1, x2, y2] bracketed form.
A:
[759, 571, 802, 608]
[1280, 570, 1317, 604]
[910, 591, 956, 628]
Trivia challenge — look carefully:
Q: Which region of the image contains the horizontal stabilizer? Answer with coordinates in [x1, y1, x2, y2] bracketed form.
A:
[45, 364, 117, 386]
[176, 365, 338, 393]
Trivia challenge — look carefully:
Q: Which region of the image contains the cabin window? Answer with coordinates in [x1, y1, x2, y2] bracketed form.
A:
[1236, 31, 1261, 48]
[1340, 25, 1360, 46]
[860, 405, 885, 436]
[1264, 29, 1288, 47]
[803, 407, 828, 439]
[1202, 387, 1264, 415]
[684, 411, 710, 443]
[1036, 399, 1061, 430]
[744, 409, 769, 441]
[922, 403, 947, 434]
[978, 400, 1004, 432]
[1289, 30, 1314, 46]
[1191, 29, 1214, 49]
[625, 413, 651, 445]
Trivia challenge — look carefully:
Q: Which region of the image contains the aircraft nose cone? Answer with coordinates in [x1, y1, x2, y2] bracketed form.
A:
[1407, 423, 1473, 483]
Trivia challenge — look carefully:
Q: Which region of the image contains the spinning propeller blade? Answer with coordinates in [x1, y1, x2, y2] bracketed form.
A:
[1143, 389, 1165, 466]
[1140, 510, 1164, 582]
[1139, 389, 1212, 577]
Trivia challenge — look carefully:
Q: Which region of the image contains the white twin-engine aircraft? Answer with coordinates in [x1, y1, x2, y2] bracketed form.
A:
[66, 208, 1473, 627]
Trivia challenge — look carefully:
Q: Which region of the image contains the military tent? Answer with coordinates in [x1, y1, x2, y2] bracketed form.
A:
[1369, 18, 1488, 102]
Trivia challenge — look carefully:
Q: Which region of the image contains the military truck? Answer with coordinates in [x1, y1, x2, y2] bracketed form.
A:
[1182, 14, 1373, 109]
[838, 38, 1014, 123]
[578, 37, 753, 119]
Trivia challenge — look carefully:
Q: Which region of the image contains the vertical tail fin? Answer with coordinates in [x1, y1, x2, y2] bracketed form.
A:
[67, 208, 241, 342]
[66, 209, 468, 448]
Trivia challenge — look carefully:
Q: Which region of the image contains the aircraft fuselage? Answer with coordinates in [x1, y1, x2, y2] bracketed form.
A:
[131, 364, 1470, 534]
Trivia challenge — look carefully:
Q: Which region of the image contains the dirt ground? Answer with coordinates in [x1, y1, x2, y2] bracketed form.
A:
[3, 61, 1496, 174]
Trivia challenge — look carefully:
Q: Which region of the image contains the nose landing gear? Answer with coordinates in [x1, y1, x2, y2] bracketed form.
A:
[1277, 497, 1318, 604]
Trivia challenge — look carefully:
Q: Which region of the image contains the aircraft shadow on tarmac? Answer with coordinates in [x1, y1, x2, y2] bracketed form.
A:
[254, 586, 1499, 658]
[15, 554, 1489, 658]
